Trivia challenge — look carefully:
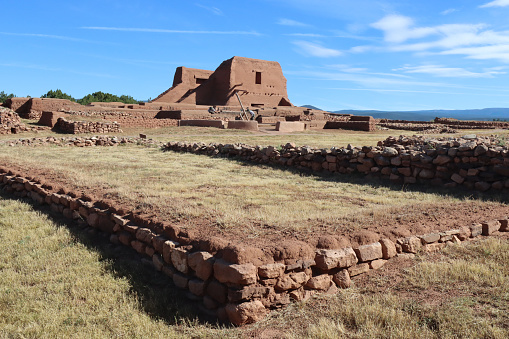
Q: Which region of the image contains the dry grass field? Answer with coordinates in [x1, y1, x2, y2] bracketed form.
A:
[1, 136, 508, 246]
[1, 196, 507, 338]
[1, 126, 508, 337]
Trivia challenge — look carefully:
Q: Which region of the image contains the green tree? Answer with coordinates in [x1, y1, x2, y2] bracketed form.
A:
[0, 91, 15, 104]
[77, 91, 141, 105]
[41, 89, 76, 101]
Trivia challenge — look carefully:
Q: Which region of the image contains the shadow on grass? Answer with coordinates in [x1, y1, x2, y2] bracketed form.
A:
[0, 190, 227, 328]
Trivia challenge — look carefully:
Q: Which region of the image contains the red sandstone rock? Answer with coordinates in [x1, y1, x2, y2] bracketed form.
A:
[213, 260, 257, 285]
[173, 273, 189, 289]
[206, 280, 228, 303]
[171, 247, 189, 274]
[332, 269, 351, 289]
[379, 239, 397, 259]
[275, 272, 309, 291]
[400, 236, 422, 253]
[419, 233, 440, 244]
[348, 263, 370, 277]
[482, 220, 501, 236]
[314, 247, 358, 270]
[188, 251, 215, 281]
[225, 300, 267, 326]
[355, 242, 383, 262]
[305, 274, 332, 291]
[188, 279, 207, 297]
[499, 219, 509, 232]
[258, 263, 285, 279]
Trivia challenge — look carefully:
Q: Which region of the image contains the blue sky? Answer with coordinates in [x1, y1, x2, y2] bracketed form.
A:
[2, 0, 509, 111]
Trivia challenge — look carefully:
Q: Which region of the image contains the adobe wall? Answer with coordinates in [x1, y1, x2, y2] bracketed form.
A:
[38, 111, 66, 127]
[1, 155, 508, 326]
[152, 56, 293, 108]
[5, 98, 84, 119]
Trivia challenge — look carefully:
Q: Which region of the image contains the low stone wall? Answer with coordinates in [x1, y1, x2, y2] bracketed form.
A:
[0, 136, 159, 147]
[55, 118, 122, 134]
[1, 169, 507, 326]
[114, 117, 178, 128]
[179, 120, 226, 128]
[163, 135, 509, 193]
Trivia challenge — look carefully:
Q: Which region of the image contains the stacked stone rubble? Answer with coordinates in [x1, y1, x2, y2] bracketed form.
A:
[0, 136, 160, 147]
[55, 118, 122, 134]
[163, 135, 509, 193]
[0, 107, 47, 134]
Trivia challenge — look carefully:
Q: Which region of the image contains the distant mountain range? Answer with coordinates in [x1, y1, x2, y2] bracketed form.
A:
[301, 105, 509, 121]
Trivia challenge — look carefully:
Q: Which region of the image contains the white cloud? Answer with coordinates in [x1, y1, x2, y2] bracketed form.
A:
[371, 15, 436, 43]
[441, 8, 457, 15]
[369, 14, 509, 63]
[81, 27, 261, 36]
[277, 18, 310, 27]
[195, 4, 223, 16]
[480, 0, 509, 8]
[292, 41, 342, 57]
[395, 65, 504, 78]
[440, 45, 509, 63]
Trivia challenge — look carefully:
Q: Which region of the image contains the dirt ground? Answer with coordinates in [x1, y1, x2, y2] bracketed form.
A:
[3, 153, 509, 259]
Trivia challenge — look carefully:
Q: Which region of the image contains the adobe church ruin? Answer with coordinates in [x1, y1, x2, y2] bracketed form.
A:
[152, 56, 293, 108]
[2, 56, 376, 132]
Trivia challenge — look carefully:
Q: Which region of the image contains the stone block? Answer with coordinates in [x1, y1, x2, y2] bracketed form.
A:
[131, 240, 146, 254]
[228, 286, 274, 302]
[225, 301, 267, 326]
[379, 239, 397, 259]
[136, 227, 154, 243]
[213, 260, 257, 285]
[500, 219, 509, 232]
[275, 272, 309, 291]
[305, 274, 332, 291]
[188, 279, 207, 297]
[162, 240, 177, 264]
[332, 269, 351, 289]
[348, 263, 370, 277]
[188, 251, 215, 281]
[152, 254, 164, 271]
[451, 173, 465, 184]
[258, 263, 285, 279]
[355, 242, 383, 262]
[171, 247, 189, 274]
[206, 280, 228, 303]
[470, 224, 483, 237]
[314, 247, 358, 270]
[369, 259, 386, 270]
[419, 233, 440, 244]
[482, 220, 501, 236]
[401, 236, 422, 253]
[173, 273, 189, 289]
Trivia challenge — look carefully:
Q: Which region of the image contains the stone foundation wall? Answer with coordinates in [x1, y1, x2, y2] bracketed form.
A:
[1, 168, 508, 326]
[163, 135, 509, 193]
[55, 118, 122, 134]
